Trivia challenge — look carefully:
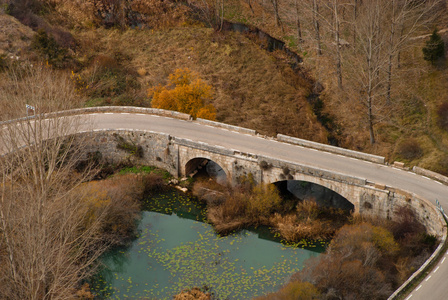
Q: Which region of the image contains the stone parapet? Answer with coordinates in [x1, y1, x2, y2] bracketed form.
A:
[195, 118, 257, 135]
[0, 106, 192, 125]
[277, 133, 386, 164]
[257, 154, 367, 186]
[413, 166, 448, 185]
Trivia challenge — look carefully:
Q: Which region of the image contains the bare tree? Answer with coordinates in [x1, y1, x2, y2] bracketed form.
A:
[312, 0, 322, 55]
[294, 0, 303, 47]
[270, 0, 283, 29]
[351, 0, 388, 144]
[341, 0, 441, 144]
[0, 64, 108, 299]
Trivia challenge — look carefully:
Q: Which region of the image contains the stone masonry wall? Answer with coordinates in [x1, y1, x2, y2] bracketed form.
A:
[75, 130, 179, 176]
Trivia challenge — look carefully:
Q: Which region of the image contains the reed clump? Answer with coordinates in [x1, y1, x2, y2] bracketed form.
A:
[194, 179, 350, 241]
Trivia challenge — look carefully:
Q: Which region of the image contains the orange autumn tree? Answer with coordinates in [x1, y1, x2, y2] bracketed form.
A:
[148, 68, 216, 120]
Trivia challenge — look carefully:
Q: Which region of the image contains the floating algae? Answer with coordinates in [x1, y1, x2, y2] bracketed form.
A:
[90, 190, 324, 299]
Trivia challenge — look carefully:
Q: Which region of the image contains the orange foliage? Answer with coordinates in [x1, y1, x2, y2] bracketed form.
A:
[148, 68, 216, 120]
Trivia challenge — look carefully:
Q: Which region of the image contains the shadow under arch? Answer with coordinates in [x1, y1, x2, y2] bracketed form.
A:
[273, 180, 354, 211]
[185, 157, 228, 185]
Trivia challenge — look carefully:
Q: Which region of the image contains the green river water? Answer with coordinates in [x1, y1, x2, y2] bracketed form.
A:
[91, 189, 325, 299]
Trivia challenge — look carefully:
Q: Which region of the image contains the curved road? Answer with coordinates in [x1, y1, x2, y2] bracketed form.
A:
[5, 111, 448, 299]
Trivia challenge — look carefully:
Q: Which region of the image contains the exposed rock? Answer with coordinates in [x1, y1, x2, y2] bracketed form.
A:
[175, 186, 188, 193]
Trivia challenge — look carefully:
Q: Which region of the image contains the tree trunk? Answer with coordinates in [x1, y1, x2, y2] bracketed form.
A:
[368, 94, 375, 144]
[386, 0, 396, 104]
[271, 0, 282, 28]
[334, 0, 343, 88]
[313, 0, 322, 55]
[247, 0, 254, 14]
[295, 0, 303, 47]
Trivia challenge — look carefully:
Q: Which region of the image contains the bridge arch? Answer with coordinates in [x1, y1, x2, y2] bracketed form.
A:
[272, 180, 355, 211]
[185, 157, 228, 185]
[177, 144, 236, 184]
[259, 164, 365, 213]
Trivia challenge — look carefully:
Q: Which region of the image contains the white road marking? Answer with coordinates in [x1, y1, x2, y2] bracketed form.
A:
[416, 285, 422, 291]
[152, 115, 160, 118]
[205, 125, 214, 128]
[442, 257, 446, 264]
[408, 172, 417, 175]
[423, 176, 431, 180]
[392, 167, 401, 171]
[121, 113, 130, 115]
[89, 113, 98, 116]
[105, 113, 114, 115]
[406, 294, 413, 300]
[435, 181, 443, 185]
[434, 266, 440, 273]
[136, 113, 145, 116]
[425, 275, 432, 281]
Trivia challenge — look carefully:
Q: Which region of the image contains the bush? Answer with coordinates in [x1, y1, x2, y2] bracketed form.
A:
[148, 68, 216, 120]
[142, 173, 166, 193]
[247, 184, 282, 218]
[81, 174, 143, 246]
[395, 138, 423, 160]
[437, 101, 448, 131]
[31, 29, 68, 67]
[0, 54, 6, 72]
[256, 281, 321, 300]
[423, 28, 445, 65]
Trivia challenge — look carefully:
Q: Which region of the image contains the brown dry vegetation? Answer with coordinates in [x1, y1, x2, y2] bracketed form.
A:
[173, 287, 212, 300]
[1, 0, 448, 169]
[0, 2, 447, 297]
[260, 207, 437, 300]
[194, 175, 437, 299]
[193, 178, 350, 241]
[206, 0, 448, 168]
[71, 26, 327, 140]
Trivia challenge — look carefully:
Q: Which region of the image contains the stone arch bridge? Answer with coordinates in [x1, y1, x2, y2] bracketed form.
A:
[2, 106, 447, 299]
[80, 127, 441, 237]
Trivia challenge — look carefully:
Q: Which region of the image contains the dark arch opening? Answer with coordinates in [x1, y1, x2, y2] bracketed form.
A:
[185, 158, 227, 185]
[273, 180, 354, 212]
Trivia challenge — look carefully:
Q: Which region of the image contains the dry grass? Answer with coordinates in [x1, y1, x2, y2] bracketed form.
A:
[174, 287, 211, 300]
[195, 179, 349, 240]
[269, 199, 347, 241]
[74, 26, 327, 141]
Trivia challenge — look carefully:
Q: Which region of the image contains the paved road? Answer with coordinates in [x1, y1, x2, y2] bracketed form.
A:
[4, 111, 448, 299]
